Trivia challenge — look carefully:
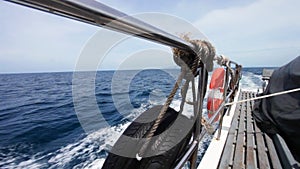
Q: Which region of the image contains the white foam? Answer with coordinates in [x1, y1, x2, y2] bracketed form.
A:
[48, 122, 131, 168]
[17, 159, 43, 169]
[240, 72, 262, 92]
[0, 155, 45, 169]
[57, 105, 149, 168]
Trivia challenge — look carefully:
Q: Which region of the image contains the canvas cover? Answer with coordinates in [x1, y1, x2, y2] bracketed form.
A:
[253, 56, 300, 161]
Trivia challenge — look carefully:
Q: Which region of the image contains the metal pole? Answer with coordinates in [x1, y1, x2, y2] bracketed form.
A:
[5, 0, 195, 53]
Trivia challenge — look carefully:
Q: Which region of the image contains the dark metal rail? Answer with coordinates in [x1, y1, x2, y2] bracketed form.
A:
[5, 0, 195, 53]
[174, 62, 242, 169]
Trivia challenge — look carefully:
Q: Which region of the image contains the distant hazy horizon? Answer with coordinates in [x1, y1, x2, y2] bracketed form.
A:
[0, 66, 281, 75]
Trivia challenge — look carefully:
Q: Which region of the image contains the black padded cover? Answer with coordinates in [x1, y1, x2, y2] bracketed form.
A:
[253, 56, 300, 161]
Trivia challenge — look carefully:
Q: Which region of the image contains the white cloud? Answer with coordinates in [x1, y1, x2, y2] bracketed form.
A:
[1, 0, 300, 72]
[194, 0, 300, 66]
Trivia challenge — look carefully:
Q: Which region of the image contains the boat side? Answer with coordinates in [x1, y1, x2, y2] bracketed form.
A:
[197, 88, 241, 169]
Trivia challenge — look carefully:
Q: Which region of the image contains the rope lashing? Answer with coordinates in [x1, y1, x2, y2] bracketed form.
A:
[173, 38, 216, 134]
[215, 54, 230, 67]
[225, 88, 300, 106]
[173, 38, 216, 72]
[201, 118, 214, 134]
[197, 40, 215, 72]
[136, 38, 216, 160]
[185, 99, 215, 134]
[136, 71, 185, 160]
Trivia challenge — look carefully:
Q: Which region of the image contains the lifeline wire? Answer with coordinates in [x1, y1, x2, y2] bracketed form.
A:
[225, 88, 300, 106]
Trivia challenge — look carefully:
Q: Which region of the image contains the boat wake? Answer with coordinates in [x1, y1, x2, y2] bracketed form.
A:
[240, 71, 262, 92]
[0, 68, 263, 169]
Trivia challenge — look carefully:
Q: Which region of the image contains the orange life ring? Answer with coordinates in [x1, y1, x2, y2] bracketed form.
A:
[207, 68, 225, 121]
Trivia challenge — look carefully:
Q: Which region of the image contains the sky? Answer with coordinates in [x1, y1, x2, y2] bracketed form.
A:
[1, 0, 300, 73]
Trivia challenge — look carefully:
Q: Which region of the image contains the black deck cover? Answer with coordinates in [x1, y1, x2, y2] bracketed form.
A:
[253, 56, 300, 161]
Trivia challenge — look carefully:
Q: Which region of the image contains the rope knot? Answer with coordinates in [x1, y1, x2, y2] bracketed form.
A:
[216, 54, 230, 67]
[172, 37, 215, 73]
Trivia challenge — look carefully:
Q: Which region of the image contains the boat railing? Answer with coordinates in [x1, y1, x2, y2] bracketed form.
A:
[4, 1, 243, 168]
[4, 0, 195, 52]
[174, 59, 242, 169]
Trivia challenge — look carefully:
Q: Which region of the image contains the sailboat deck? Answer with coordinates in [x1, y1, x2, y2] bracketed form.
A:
[218, 91, 282, 169]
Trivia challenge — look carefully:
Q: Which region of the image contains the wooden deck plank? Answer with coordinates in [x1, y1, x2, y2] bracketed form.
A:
[217, 91, 283, 169]
[246, 92, 257, 169]
[249, 95, 282, 169]
[198, 90, 242, 169]
[252, 97, 271, 169]
[232, 92, 246, 169]
[265, 134, 283, 169]
[218, 93, 243, 169]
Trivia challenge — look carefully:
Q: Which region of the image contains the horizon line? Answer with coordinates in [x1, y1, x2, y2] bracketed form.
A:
[0, 66, 279, 75]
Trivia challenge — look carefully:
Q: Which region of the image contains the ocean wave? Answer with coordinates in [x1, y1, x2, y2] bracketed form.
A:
[240, 71, 262, 92]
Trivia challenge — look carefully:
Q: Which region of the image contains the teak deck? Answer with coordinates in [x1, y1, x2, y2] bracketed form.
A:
[218, 91, 282, 169]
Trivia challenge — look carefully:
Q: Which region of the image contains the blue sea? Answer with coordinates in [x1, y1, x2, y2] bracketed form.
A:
[0, 68, 268, 168]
